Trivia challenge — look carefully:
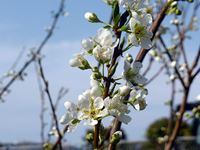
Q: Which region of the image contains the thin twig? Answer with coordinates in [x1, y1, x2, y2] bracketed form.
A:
[159, 36, 186, 89]
[37, 58, 62, 150]
[34, 62, 47, 144]
[0, 0, 65, 99]
[142, 57, 154, 76]
[145, 65, 165, 85]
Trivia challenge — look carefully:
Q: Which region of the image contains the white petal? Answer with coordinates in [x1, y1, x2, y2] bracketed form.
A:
[142, 14, 152, 27]
[97, 108, 108, 117]
[129, 13, 139, 30]
[104, 97, 111, 108]
[118, 114, 132, 124]
[94, 97, 104, 109]
[90, 86, 102, 98]
[78, 91, 90, 109]
[81, 38, 94, 50]
[124, 60, 131, 72]
[134, 74, 148, 85]
[132, 62, 142, 74]
[90, 78, 99, 87]
[141, 37, 152, 49]
[66, 122, 78, 132]
[59, 113, 72, 124]
[119, 86, 131, 96]
[128, 34, 139, 46]
[64, 101, 77, 112]
[133, 99, 147, 111]
[69, 58, 81, 67]
[84, 119, 98, 126]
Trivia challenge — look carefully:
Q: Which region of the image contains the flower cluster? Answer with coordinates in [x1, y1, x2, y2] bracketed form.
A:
[60, 77, 148, 131]
[61, 0, 151, 133]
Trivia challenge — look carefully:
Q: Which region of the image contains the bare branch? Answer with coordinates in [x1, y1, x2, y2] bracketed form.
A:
[145, 65, 165, 85]
[159, 36, 186, 89]
[0, 0, 65, 100]
[142, 57, 154, 76]
[37, 58, 62, 150]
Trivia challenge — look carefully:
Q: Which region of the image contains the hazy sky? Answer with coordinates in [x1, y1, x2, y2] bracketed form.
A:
[0, 0, 199, 146]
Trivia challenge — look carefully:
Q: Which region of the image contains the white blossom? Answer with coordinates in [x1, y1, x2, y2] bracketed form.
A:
[118, 86, 131, 96]
[78, 93, 108, 125]
[104, 95, 131, 124]
[93, 28, 117, 63]
[59, 101, 79, 132]
[69, 53, 90, 69]
[128, 11, 153, 49]
[123, 60, 147, 85]
[128, 88, 147, 111]
[93, 45, 113, 63]
[81, 38, 95, 51]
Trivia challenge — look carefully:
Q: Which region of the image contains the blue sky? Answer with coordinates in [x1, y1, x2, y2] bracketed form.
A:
[0, 0, 200, 146]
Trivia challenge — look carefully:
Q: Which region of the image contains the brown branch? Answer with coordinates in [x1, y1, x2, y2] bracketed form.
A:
[135, 0, 174, 62]
[190, 46, 200, 72]
[94, 10, 129, 149]
[142, 57, 154, 76]
[175, 24, 190, 72]
[165, 86, 190, 150]
[37, 58, 62, 150]
[34, 62, 47, 144]
[191, 67, 200, 81]
[52, 125, 69, 150]
[108, 1, 174, 149]
[167, 80, 176, 136]
[0, 0, 65, 100]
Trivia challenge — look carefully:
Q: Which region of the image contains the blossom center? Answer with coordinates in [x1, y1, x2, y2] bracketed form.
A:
[134, 24, 146, 39]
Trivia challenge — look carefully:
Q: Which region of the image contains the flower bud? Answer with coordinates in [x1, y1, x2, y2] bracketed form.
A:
[84, 12, 101, 23]
[81, 38, 95, 51]
[86, 132, 93, 143]
[133, 99, 147, 111]
[119, 86, 130, 96]
[69, 53, 91, 70]
[110, 131, 122, 144]
[125, 53, 133, 63]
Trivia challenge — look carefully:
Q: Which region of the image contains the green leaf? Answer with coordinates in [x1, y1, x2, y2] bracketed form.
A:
[112, 3, 120, 27]
[71, 119, 80, 124]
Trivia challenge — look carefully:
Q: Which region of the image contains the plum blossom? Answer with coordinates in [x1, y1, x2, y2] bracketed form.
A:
[128, 11, 153, 49]
[128, 88, 147, 111]
[77, 90, 108, 125]
[123, 60, 147, 85]
[93, 28, 117, 63]
[59, 101, 79, 132]
[81, 38, 95, 51]
[104, 94, 131, 124]
[69, 53, 91, 70]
